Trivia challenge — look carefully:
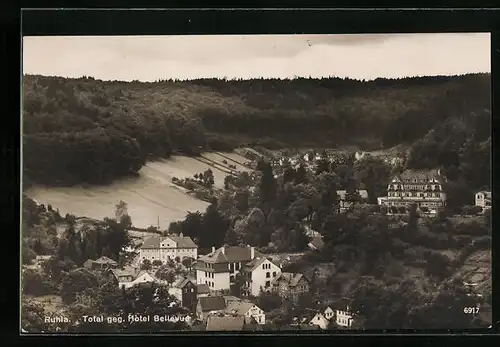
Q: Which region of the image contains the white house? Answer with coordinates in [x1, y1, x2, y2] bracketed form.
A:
[139, 234, 198, 263]
[194, 246, 262, 292]
[241, 257, 281, 296]
[309, 312, 330, 330]
[475, 191, 491, 211]
[225, 300, 266, 325]
[334, 298, 354, 328]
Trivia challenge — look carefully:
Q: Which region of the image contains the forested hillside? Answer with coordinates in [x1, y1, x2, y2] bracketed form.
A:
[22, 74, 491, 187]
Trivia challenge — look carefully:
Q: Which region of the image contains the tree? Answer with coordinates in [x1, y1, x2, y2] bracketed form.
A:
[181, 257, 194, 270]
[203, 169, 215, 188]
[257, 291, 282, 312]
[155, 266, 177, 286]
[60, 268, 99, 304]
[140, 259, 152, 271]
[21, 299, 49, 332]
[200, 201, 229, 248]
[152, 260, 163, 267]
[355, 157, 392, 204]
[115, 200, 132, 228]
[258, 161, 277, 208]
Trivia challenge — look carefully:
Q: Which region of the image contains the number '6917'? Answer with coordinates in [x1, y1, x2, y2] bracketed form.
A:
[463, 307, 479, 314]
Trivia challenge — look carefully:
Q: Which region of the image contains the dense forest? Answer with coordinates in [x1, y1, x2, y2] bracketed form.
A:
[22, 74, 491, 188]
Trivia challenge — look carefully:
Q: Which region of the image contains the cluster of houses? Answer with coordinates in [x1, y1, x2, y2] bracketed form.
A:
[76, 236, 356, 331]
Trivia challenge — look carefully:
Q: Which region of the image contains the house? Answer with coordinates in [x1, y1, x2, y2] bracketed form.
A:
[83, 256, 119, 271]
[107, 268, 135, 286]
[196, 296, 227, 321]
[270, 272, 310, 302]
[196, 284, 210, 298]
[119, 271, 157, 290]
[308, 236, 325, 251]
[205, 316, 245, 331]
[377, 169, 447, 209]
[194, 245, 262, 292]
[336, 189, 369, 210]
[323, 306, 335, 320]
[240, 257, 281, 296]
[475, 191, 491, 211]
[224, 300, 266, 325]
[168, 277, 198, 311]
[138, 234, 198, 263]
[333, 298, 355, 328]
[309, 312, 330, 330]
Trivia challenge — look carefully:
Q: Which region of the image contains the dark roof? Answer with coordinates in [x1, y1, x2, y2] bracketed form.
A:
[174, 277, 196, 289]
[271, 272, 307, 287]
[206, 316, 245, 331]
[398, 169, 443, 182]
[109, 269, 134, 281]
[242, 257, 279, 272]
[139, 235, 197, 249]
[198, 296, 227, 312]
[198, 246, 262, 264]
[168, 235, 198, 248]
[196, 284, 210, 294]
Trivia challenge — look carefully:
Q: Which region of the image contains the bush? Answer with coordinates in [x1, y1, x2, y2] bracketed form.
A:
[152, 260, 163, 267]
[22, 269, 56, 296]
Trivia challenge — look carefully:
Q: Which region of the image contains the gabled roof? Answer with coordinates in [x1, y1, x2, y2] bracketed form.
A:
[140, 236, 163, 249]
[206, 316, 245, 331]
[198, 246, 262, 264]
[271, 272, 307, 287]
[242, 257, 279, 272]
[310, 312, 328, 323]
[168, 235, 197, 248]
[398, 169, 443, 182]
[134, 270, 155, 281]
[139, 235, 197, 249]
[94, 256, 118, 265]
[225, 301, 259, 316]
[336, 190, 369, 199]
[109, 269, 134, 281]
[174, 276, 196, 289]
[196, 284, 210, 294]
[198, 296, 227, 312]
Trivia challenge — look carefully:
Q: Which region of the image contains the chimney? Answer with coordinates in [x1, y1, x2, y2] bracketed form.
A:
[250, 246, 255, 259]
[211, 246, 215, 253]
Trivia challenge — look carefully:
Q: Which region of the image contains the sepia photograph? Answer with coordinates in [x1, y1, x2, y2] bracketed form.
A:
[21, 33, 492, 333]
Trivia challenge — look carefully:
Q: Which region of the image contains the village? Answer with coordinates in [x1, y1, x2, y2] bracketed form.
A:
[22, 146, 492, 332]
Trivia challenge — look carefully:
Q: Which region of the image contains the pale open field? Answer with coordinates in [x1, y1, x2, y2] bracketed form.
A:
[26, 152, 251, 229]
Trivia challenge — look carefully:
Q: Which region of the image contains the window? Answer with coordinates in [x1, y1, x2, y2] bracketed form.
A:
[265, 281, 270, 287]
[266, 272, 270, 278]
[272, 272, 276, 277]
[262, 264, 265, 270]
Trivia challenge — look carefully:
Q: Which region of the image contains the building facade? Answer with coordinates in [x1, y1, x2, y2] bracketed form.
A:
[377, 169, 447, 209]
[475, 191, 491, 211]
[138, 234, 198, 263]
[240, 257, 281, 296]
[195, 246, 261, 292]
